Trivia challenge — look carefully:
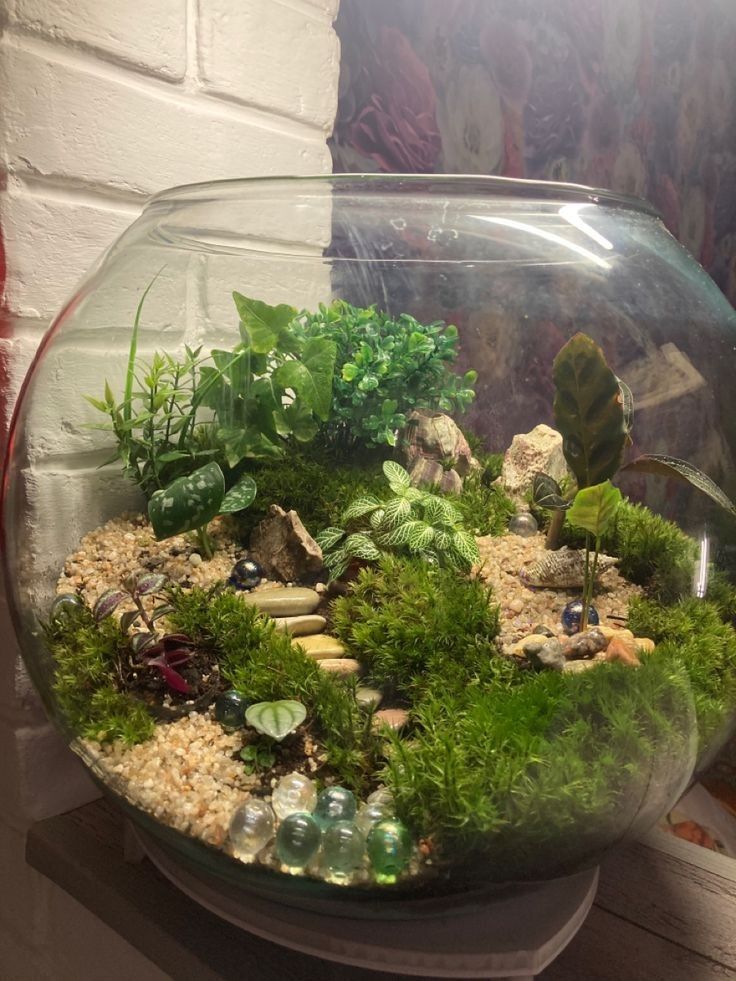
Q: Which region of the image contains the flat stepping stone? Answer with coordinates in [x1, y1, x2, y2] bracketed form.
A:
[318, 658, 360, 676]
[295, 635, 346, 660]
[242, 587, 320, 617]
[273, 615, 326, 637]
[371, 708, 409, 733]
[356, 687, 382, 709]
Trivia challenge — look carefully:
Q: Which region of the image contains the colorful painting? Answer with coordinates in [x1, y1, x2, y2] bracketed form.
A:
[331, 0, 736, 307]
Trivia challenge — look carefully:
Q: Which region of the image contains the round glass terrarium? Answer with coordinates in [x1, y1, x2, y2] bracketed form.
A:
[4, 175, 736, 913]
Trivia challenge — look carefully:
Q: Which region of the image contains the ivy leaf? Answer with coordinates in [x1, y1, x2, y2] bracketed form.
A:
[532, 472, 571, 511]
[233, 293, 297, 354]
[245, 700, 306, 741]
[148, 462, 225, 539]
[567, 480, 623, 538]
[272, 337, 337, 421]
[220, 474, 257, 514]
[553, 333, 627, 488]
[621, 455, 736, 515]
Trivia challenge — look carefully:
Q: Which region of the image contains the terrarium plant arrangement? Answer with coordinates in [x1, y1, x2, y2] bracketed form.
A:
[43, 285, 736, 892]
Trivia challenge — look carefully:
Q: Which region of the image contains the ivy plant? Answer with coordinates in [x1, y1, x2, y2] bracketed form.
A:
[315, 461, 480, 579]
[292, 300, 476, 454]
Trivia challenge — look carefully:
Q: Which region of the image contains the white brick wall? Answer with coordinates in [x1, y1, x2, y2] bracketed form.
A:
[0, 0, 341, 974]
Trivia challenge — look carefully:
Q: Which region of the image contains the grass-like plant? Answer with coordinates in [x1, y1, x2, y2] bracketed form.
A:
[315, 461, 480, 579]
[292, 299, 476, 455]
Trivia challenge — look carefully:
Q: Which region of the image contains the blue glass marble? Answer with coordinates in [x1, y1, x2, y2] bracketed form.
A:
[366, 819, 412, 883]
[214, 690, 249, 729]
[314, 786, 357, 828]
[321, 821, 365, 883]
[229, 558, 263, 591]
[275, 812, 321, 871]
[561, 599, 599, 635]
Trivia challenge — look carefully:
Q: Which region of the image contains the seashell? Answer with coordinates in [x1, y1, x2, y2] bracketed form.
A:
[521, 546, 618, 588]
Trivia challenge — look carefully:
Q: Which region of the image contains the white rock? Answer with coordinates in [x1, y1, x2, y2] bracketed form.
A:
[496, 424, 571, 505]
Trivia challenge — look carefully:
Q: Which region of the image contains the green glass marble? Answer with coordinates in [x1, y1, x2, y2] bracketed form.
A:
[314, 786, 356, 828]
[275, 812, 321, 871]
[49, 592, 84, 622]
[366, 819, 412, 884]
[321, 821, 364, 883]
[355, 800, 392, 839]
[214, 690, 248, 729]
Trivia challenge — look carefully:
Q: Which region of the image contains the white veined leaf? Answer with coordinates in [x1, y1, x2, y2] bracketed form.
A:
[382, 460, 411, 492]
[369, 508, 386, 530]
[452, 530, 481, 565]
[380, 522, 413, 548]
[341, 495, 382, 523]
[379, 496, 412, 529]
[314, 527, 346, 551]
[433, 530, 452, 551]
[343, 533, 381, 561]
[407, 521, 435, 553]
[403, 486, 424, 502]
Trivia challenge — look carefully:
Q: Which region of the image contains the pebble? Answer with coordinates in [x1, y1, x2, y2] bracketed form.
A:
[531, 623, 555, 638]
[635, 637, 656, 653]
[355, 687, 383, 709]
[562, 628, 607, 660]
[188, 552, 203, 567]
[318, 658, 360, 676]
[508, 598, 525, 614]
[371, 708, 409, 733]
[526, 638, 566, 672]
[242, 587, 320, 617]
[294, 635, 346, 660]
[563, 659, 601, 674]
[605, 635, 641, 667]
[272, 615, 326, 637]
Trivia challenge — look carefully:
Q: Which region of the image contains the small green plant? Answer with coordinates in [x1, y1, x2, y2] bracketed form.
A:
[88, 288, 336, 555]
[292, 300, 476, 454]
[92, 572, 171, 634]
[316, 461, 480, 579]
[245, 699, 306, 740]
[566, 480, 623, 630]
[239, 741, 277, 774]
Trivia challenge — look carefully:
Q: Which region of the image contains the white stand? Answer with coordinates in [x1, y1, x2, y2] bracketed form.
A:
[132, 824, 598, 979]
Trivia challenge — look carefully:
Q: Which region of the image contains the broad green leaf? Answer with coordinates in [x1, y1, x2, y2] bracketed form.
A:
[379, 496, 412, 529]
[343, 533, 381, 561]
[532, 472, 572, 511]
[383, 460, 411, 492]
[275, 401, 319, 443]
[315, 527, 346, 551]
[369, 508, 386, 530]
[220, 473, 257, 514]
[406, 521, 434, 552]
[272, 337, 337, 421]
[342, 495, 383, 523]
[567, 480, 623, 537]
[553, 333, 627, 488]
[380, 522, 413, 548]
[621, 455, 736, 515]
[233, 293, 297, 354]
[148, 461, 225, 539]
[451, 530, 481, 566]
[245, 700, 306, 742]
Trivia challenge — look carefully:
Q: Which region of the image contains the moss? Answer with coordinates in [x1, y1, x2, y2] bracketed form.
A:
[446, 470, 515, 537]
[235, 447, 388, 539]
[45, 606, 154, 745]
[167, 587, 380, 790]
[330, 556, 511, 700]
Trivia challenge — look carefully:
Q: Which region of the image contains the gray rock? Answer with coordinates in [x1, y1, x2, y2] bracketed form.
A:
[242, 587, 320, 617]
[407, 457, 463, 495]
[356, 687, 383, 709]
[272, 614, 326, 637]
[531, 623, 556, 638]
[401, 409, 474, 476]
[562, 628, 607, 660]
[248, 504, 323, 583]
[526, 637, 566, 672]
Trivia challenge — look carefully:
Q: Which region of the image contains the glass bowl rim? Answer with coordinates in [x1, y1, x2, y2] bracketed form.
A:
[147, 173, 662, 220]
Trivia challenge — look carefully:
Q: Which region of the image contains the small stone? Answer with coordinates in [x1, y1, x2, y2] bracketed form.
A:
[242, 587, 320, 617]
[563, 659, 600, 674]
[355, 687, 383, 709]
[229, 798, 275, 860]
[248, 504, 323, 583]
[635, 637, 656, 653]
[597, 625, 633, 641]
[496, 424, 570, 505]
[214, 690, 249, 729]
[275, 812, 321, 870]
[272, 615, 326, 636]
[400, 409, 475, 477]
[526, 638, 566, 672]
[561, 599, 599, 635]
[605, 635, 641, 667]
[510, 633, 553, 658]
[531, 624, 555, 638]
[188, 552, 203, 567]
[318, 658, 360, 676]
[272, 772, 317, 820]
[314, 786, 357, 828]
[562, 628, 607, 660]
[367, 819, 412, 884]
[355, 800, 393, 838]
[321, 821, 365, 882]
[372, 708, 410, 733]
[508, 512, 538, 538]
[294, 635, 346, 660]
[229, 558, 263, 591]
[508, 598, 525, 614]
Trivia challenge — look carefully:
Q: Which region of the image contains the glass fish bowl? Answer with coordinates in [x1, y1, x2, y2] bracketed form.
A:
[4, 175, 736, 912]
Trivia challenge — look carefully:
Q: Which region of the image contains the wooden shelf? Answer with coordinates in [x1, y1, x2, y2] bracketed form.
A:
[26, 800, 736, 981]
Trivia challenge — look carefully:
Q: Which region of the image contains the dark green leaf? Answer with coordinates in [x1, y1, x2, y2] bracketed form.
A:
[553, 333, 627, 487]
[532, 472, 572, 511]
[272, 337, 336, 421]
[621, 455, 736, 515]
[220, 474, 257, 514]
[233, 293, 297, 354]
[147, 462, 225, 539]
